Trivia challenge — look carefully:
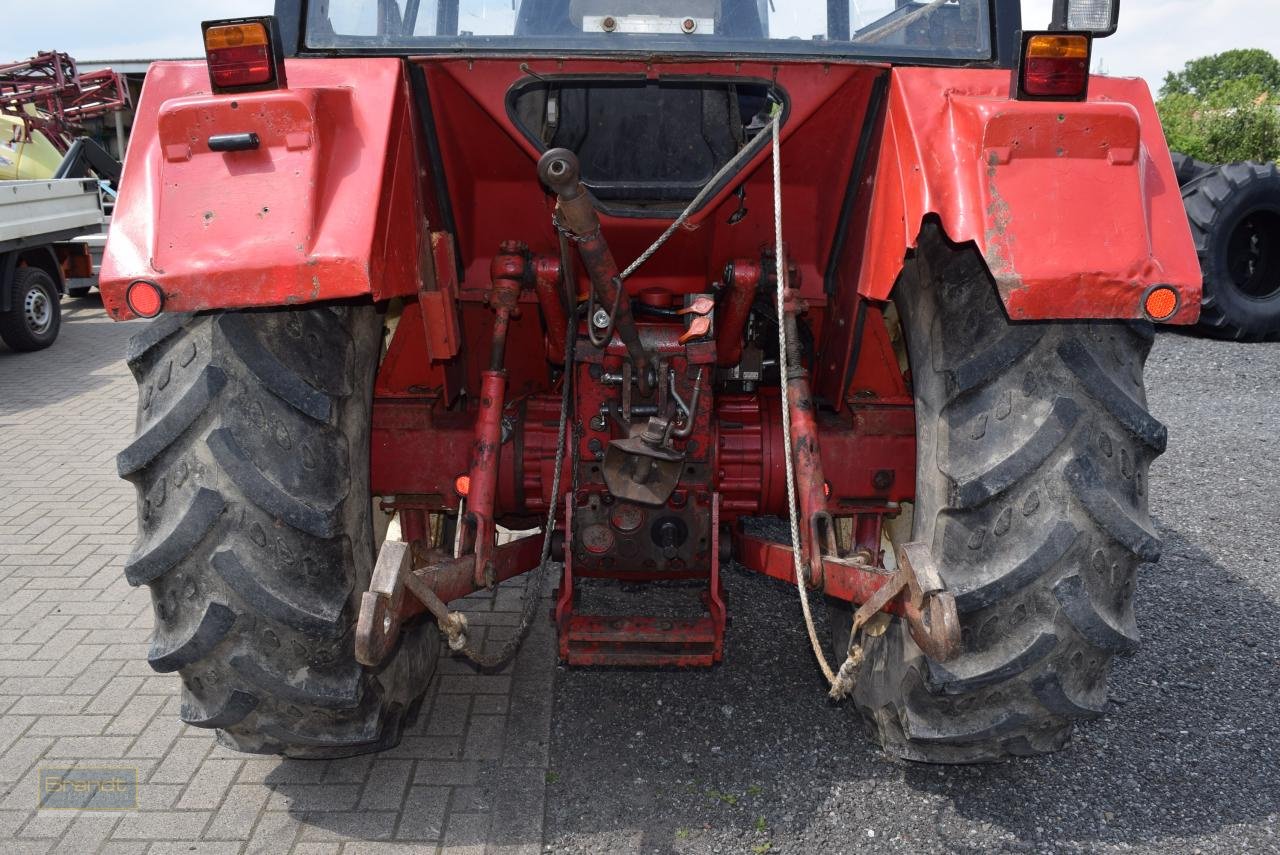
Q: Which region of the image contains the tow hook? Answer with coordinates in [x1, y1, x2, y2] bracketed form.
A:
[356, 540, 470, 667]
[853, 542, 960, 662]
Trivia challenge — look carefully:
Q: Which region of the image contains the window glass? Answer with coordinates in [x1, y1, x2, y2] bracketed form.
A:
[306, 0, 993, 61]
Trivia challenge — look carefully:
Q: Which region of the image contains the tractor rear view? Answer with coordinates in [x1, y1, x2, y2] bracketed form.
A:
[99, 0, 1200, 763]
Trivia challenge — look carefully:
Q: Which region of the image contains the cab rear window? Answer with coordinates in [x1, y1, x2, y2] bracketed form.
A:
[305, 0, 993, 61]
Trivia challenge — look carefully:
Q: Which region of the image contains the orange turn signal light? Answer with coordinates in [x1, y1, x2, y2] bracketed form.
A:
[1026, 33, 1090, 60]
[202, 17, 285, 93]
[204, 22, 269, 51]
[1018, 32, 1092, 101]
[1143, 286, 1179, 322]
[125, 280, 164, 318]
[455, 475, 471, 497]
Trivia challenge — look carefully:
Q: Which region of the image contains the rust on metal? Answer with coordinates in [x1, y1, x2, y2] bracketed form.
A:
[732, 530, 960, 662]
[355, 539, 412, 667]
[780, 290, 835, 588]
[557, 494, 726, 667]
[355, 532, 546, 666]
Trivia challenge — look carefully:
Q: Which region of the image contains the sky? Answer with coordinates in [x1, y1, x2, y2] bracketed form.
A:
[1, 1, 1276, 95]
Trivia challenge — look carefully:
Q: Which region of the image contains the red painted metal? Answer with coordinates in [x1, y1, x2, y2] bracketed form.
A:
[99, 59, 423, 320]
[399, 532, 546, 626]
[425, 532, 545, 605]
[371, 390, 573, 517]
[554, 497, 575, 643]
[731, 528, 906, 614]
[423, 59, 874, 317]
[532, 256, 568, 364]
[420, 232, 463, 361]
[561, 616, 718, 667]
[463, 245, 526, 587]
[539, 148, 653, 394]
[780, 299, 834, 587]
[465, 370, 507, 586]
[370, 389, 914, 520]
[100, 58, 1195, 328]
[853, 67, 1202, 323]
[398, 508, 430, 547]
[715, 391, 783, 517]
[558, 494, 725, 667]
[375, 302, 446, 398]
[715, 259, 759, 367]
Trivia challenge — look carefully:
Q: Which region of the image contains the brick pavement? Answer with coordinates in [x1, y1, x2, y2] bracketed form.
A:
[0, 299, 554, 854]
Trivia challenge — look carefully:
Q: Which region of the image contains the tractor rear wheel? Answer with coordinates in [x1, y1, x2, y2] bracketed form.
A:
[118, 304, 437, 758]
[1184, 162, 1280, 341]
[1169, 152, 1212, 188]
[846, 223, 1165, 762]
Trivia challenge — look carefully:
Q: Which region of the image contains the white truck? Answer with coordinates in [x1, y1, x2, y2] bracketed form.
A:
[0, 177, 106, 350]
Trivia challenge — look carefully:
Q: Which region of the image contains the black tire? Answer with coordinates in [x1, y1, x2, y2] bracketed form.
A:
[0, 267, 61, 351]
[1184, 162, 1280, 342]
[118, 304, 438, 758]
[1170, 151, 1212, 188]
[847, 223, 1165, 763]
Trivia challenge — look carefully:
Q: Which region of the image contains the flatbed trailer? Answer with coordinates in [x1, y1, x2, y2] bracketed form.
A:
[0, 177, 105, 350]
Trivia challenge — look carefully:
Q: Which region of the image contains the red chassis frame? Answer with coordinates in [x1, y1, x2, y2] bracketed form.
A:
[99, 54, 1201, 665]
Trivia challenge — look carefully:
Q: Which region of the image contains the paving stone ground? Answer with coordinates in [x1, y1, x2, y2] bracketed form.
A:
[0, 298, 554, 854]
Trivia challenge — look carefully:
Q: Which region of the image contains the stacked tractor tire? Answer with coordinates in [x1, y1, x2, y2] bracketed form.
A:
[1172, 153, 1280, 341]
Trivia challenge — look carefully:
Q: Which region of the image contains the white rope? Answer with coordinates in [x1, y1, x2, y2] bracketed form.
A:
[770, 111, 861, 700]
[605, 107, 862, 697]
[619, 130, 774, 281]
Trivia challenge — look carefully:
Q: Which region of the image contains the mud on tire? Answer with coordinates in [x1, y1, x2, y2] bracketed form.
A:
[119, 304, 437, 758]
[850, 222, 1166, 763]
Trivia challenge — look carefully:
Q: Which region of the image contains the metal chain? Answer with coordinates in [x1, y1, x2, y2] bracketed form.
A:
[770, 111, 862, 700]
[452, 239, 577, 671]
[552, 211, 599, 245]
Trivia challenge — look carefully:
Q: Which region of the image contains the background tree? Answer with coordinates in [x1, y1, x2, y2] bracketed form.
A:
[1161, 48, 1280, 98]
[1157, 49, 1280, 164]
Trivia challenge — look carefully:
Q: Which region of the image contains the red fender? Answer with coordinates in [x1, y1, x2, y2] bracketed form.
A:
[99, 59, 424, 320]
[856, 67, 1201, 323]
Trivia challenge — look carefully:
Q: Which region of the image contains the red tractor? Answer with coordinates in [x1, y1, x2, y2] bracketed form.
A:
[100, 0, 1200, 763]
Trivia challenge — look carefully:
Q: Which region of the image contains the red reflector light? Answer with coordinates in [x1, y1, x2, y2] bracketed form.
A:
[1143, 286, 1179, 321]
[202, 19, 284, 92]
[126, 280, 164, 318]
[1018, 33, 1092, 100]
